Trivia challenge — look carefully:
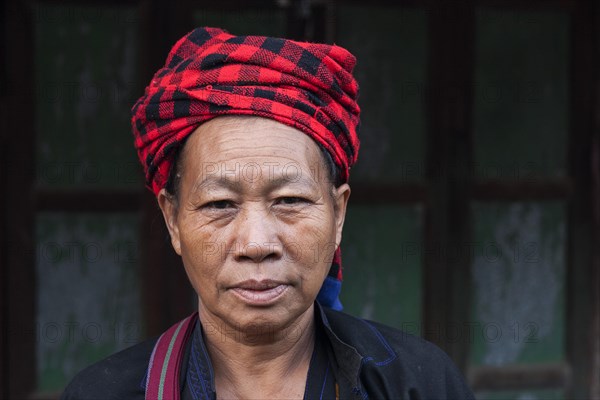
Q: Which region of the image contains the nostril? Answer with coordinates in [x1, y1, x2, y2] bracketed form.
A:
[234, 242, 282, 263]
[261, 252, 280, 264]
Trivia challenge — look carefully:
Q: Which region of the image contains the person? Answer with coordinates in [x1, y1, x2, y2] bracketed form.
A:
[62, 27, 475, 400]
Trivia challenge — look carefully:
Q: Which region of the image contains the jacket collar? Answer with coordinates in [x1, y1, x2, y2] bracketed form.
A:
[317, 302, 400, 398]
[315, 301, 364, 391]
[184, 302, 395, 399]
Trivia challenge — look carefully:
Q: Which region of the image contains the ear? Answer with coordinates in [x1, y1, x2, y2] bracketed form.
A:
[157, 188, 182, 255]
[333, 183, 351, 249]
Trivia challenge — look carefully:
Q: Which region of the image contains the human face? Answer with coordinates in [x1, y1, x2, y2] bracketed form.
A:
[158, 116, 350, 335]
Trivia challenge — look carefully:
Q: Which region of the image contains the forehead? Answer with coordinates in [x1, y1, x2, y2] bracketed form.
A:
[181, 116, 328, 179]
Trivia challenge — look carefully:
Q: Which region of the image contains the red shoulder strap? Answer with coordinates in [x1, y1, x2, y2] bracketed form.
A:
[145, 312, 198, 400]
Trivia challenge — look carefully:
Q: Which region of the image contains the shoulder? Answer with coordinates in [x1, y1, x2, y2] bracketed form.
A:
[60, 337, 158, 400]
[322, 307, 475, 399]
[323, 307, 448, 364]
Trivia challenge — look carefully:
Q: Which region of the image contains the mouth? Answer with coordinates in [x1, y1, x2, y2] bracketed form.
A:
[229, 279, 289, 305]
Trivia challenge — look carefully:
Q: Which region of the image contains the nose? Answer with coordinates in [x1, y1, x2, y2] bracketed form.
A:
[233, 207, 282, 264]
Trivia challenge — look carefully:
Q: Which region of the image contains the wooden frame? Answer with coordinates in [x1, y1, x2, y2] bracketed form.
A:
[2, 1, 36, 398]
[469, 364, 570, 391]
[423, 0, 475, 372]
[2, 0, 598, 398]
[566, 0, 600, 398]
[332, 0, 599, 397]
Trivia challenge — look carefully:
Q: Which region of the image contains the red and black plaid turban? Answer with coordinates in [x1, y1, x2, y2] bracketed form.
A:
[131, 27, 360, 310]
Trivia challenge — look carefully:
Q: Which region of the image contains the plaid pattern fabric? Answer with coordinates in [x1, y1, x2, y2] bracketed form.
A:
[131, 27, 360, 195]
[131, 27, 361, 307]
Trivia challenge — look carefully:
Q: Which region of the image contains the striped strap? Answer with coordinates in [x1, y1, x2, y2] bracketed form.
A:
[146, 313, 198, 400]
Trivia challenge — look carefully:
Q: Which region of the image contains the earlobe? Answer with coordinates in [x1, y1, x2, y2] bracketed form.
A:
[157, 189, 182, 255]
[333, 183, 351, 248]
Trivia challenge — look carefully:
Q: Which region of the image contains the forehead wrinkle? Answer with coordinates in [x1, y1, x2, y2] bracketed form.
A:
[184, 116, 331, 194]
[210, 138, 312, 158]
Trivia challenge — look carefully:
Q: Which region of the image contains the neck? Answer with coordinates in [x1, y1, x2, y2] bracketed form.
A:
[199, 305, 316, 399]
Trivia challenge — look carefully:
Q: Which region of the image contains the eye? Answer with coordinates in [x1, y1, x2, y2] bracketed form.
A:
[276, 196, 308, 206]
[203, 200, 235, 210]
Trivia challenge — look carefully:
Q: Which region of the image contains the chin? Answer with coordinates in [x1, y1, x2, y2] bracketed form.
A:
[226, 301, 312, 337]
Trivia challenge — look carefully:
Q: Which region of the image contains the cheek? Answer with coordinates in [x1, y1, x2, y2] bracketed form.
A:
[307, 209, 338, 241]
[179, 250, 218, 298]
[284, 211, 337, 275]
[179, 212, 230, 254]
[177, 219, 229, 292]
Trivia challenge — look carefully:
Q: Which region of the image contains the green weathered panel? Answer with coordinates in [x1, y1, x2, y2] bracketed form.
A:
[34, 5, 142, 187]
[470, 202, 565, 366]
[336, 6, 428, 183]
[36, 212, 142, 392]
[473, 9, 569, 180]
[193, 8, 285, 37]
[340, 205, 422, 330]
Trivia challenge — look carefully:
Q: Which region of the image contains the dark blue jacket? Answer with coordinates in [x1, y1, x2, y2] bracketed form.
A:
[62, 304, 475, 400]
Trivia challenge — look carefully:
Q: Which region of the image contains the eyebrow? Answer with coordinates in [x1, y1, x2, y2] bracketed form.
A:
[191, 173, 320, 195]
[265, 175, 320, 193]
[191, 175, 243, 194]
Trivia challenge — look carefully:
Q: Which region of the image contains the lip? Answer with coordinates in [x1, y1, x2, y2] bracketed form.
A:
[230, 279, 289, 306]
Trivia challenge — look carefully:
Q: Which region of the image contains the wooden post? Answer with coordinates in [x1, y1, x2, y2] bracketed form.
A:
[2, 1, 36, 398]
[567, 0, 598, 398]
[424, 0, 475, 371]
